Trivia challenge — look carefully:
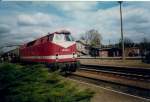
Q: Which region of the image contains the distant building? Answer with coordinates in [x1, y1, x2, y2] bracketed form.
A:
[99, 50, 108, 57]
[99, 48, 121, 57]
[89, 47, 100, 57]
[76, 40, 141, 57]
[125, 47, 140, 57]
[76, 40, 89, 56]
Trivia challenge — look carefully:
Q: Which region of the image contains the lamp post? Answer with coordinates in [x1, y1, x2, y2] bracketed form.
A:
[118, 1, 125, 61]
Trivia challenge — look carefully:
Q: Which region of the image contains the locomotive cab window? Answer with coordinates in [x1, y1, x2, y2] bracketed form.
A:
[53, 33, 74, 42]
[65, 34, 74, 41]
[53, 34, 65, 42]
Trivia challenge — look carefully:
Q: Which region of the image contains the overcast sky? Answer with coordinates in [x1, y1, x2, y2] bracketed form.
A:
[0, 1, 150, 51]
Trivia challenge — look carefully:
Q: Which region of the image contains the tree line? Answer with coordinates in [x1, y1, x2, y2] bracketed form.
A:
[80, 29, 150, 52]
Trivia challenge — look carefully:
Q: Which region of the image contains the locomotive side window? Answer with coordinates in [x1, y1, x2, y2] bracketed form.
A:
[26, 40, 36, 47]
[48, 34, 54, 41]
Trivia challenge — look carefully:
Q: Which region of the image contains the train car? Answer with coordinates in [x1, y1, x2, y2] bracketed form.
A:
[0, 48, 19, 63]
[19, 30, 79, 73]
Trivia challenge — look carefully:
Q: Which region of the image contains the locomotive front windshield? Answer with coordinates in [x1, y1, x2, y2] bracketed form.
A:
[53, 34, 74, 42]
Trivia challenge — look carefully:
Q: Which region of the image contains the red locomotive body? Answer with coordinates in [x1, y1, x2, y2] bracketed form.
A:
[19, 30, 78, 72]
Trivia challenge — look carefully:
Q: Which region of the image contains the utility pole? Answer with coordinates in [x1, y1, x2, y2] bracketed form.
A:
[118, 1, 125, 61]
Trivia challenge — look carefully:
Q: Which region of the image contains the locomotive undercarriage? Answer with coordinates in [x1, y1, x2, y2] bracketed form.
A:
[17, 59, 80, 74]
[46, 61, 80, 74]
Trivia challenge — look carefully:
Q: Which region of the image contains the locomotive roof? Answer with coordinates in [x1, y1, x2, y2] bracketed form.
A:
[48, 30, 71, 35]
[20, 30, 71, 48]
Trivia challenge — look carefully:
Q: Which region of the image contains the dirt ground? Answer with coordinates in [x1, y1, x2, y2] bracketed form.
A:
[79, 59, 150, 69]
[67, 78, 149, 102]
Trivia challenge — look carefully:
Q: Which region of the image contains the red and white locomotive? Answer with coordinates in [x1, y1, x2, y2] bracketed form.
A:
[19, 30, 79, 72]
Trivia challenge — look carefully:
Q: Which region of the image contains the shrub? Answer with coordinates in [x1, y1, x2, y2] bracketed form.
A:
[0, 63, 94, 102]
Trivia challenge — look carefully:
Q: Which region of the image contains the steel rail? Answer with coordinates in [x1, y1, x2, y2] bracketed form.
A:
[69, 73, 150, 100]
[79, 68, 150, 81]
[80, 64, 150, 80]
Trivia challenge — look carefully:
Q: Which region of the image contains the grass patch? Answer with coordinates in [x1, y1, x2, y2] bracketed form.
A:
[0, 63, 94, 102]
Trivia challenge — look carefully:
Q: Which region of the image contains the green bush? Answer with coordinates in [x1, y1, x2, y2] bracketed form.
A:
[0, 63, 94, 102]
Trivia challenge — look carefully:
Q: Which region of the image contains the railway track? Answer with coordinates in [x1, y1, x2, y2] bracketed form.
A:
[69, 74, 150, 101]
[80, 64, 150, 81]
[68, 64, 150, 100]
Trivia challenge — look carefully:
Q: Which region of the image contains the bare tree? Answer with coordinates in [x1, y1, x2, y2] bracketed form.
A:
[140, 38, 150, 51]
[80, 29, 102, 47]
[118, 37, 134, 48]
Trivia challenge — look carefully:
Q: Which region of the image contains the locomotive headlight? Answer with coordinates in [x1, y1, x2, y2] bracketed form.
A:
[56, 54, 58, 59]
[73, 53, 75, 58]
